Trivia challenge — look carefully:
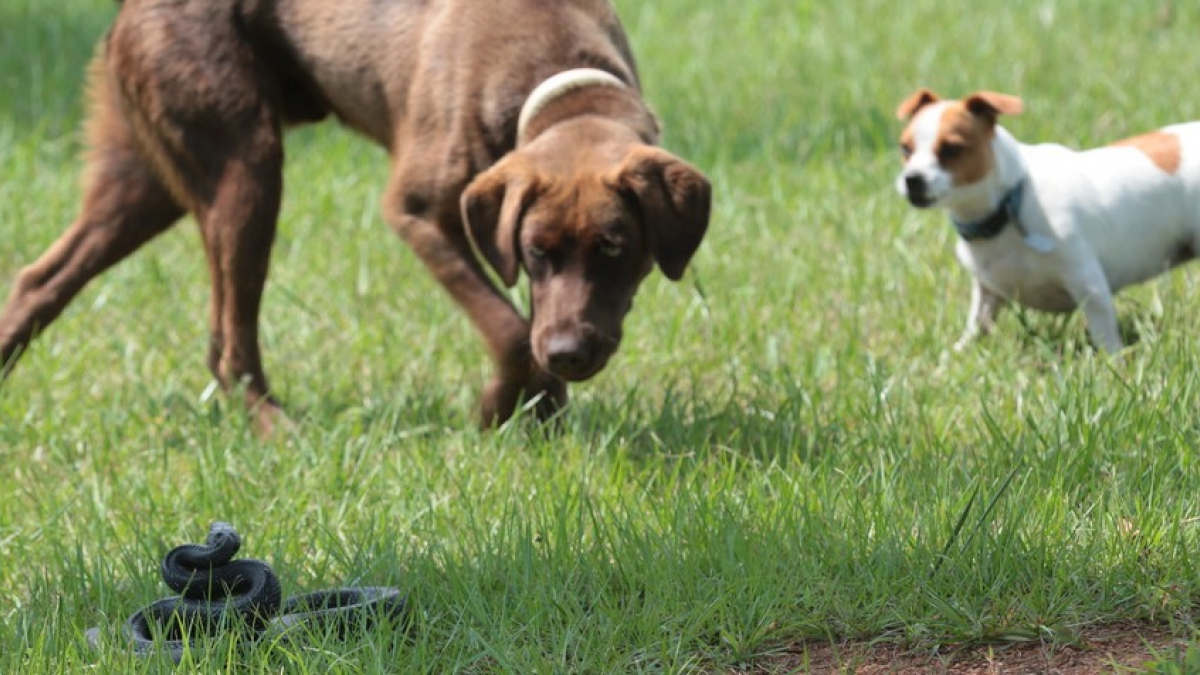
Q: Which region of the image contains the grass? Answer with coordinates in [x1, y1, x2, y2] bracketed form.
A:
[3, 0, 1200, 672]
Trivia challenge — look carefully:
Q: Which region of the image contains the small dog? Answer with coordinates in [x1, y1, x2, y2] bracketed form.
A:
[0, 0, 711, 433]
[895, 88, 1200, 352]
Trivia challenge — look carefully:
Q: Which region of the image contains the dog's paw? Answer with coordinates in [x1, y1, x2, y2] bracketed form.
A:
[479, 372, 568, 428]
[253, 400, 297, 438]
[529, 374, 568, 424]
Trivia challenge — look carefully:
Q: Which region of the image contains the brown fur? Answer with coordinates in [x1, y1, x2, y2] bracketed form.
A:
[0, 0, 711, 433]
[896, 89, 1025, 186]
[1112, 131, 1183, 175]
[936, 102, 1000, 186]
[895, 88, 941, 121]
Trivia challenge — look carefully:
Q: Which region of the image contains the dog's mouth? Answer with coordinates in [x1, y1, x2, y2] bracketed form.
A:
[542, 349, 612, 382]
[548, 359, 608, 382]
[906, 193, 937, 208]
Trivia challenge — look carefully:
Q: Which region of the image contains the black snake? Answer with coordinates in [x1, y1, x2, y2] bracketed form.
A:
[86, 522, 406, 662]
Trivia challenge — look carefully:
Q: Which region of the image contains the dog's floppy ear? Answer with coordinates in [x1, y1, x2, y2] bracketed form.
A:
[963, 91, 1024, 121]
[461, 158, 540, 287]
[896, 88, 941, 120]
[612, 146, 711, 281]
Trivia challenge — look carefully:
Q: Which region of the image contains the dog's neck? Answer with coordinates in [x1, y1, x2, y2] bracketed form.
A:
[944, 126, 1029, 226]
[517, 68, 658, 147]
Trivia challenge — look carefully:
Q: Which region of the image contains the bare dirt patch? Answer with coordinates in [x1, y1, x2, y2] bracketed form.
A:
[734, 624, 1191, 674]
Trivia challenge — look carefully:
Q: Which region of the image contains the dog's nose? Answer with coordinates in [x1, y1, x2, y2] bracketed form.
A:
[904, 173, 927, 198]
[545, 333, 594, 380]
[903, 173, 934, 207]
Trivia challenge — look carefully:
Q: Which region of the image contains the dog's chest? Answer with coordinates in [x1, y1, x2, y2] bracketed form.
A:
[956, 238, 1078, 312]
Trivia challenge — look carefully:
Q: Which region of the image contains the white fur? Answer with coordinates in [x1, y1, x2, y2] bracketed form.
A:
[899, 102, 957, 205]
[899, 103, 1200, 352]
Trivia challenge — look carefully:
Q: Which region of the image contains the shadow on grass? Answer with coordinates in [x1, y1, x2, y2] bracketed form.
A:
[560, 372, 841, 468]
[1006, 302, 1154, 358]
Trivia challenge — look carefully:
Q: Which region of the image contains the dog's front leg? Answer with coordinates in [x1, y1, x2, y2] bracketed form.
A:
[1066, 266, 1123, 353]
[955, 279, 1006, 351]
[383, 180, 566, 427]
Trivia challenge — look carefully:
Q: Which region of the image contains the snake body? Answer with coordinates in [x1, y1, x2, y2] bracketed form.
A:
[86, 522, 406, 662]
[130, 522, 281, 657]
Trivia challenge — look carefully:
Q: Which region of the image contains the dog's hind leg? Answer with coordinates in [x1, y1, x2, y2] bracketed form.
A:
[91, 11, 288, 435]
[0, 54, 185, 375]
[188, 136, 287, 436]
[1065, 263, 1123, 353]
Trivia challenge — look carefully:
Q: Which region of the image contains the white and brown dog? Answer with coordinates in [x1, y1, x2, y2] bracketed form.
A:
[895, 88, 1200, 352]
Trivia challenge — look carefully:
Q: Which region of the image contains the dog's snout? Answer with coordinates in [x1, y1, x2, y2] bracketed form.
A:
[903, 173, 934, 207]
[904, 173, 926, 196]
[546, 333, 594, 379]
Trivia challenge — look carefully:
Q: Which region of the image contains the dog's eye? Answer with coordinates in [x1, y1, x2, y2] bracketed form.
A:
[599, 240, 623, 258]
[900, 142, 914, 159]
[938, 142, 963, 162]
[528, 245, 547, 259]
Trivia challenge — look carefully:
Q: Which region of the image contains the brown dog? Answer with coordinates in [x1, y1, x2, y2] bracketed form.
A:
[0, 0, 711, 433]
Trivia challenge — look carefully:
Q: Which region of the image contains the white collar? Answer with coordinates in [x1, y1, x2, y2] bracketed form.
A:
[516, 68, 627, 145]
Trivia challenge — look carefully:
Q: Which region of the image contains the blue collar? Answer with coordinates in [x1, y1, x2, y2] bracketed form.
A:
[952, 180, 1025, 242]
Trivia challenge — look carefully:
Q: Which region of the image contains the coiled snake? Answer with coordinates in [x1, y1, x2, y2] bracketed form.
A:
[86, 522, 406, 662]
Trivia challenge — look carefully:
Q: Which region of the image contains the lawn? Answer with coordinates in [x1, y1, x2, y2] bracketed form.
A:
[3, 0, 1200, 672]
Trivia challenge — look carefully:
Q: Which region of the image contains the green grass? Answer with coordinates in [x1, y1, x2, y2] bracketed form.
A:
[3, 0, 1200, 672]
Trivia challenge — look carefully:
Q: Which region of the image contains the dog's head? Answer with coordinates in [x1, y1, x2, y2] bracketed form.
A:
[894, 89, 1023, 208]
[462, 133, 710, 382]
